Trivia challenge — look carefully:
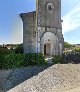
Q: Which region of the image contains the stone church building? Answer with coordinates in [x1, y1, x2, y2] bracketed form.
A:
[20, 0, 64, 56]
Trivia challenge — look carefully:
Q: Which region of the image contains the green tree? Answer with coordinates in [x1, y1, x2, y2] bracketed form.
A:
[15, 44, 23, 54]
[64, 42, 73, 48]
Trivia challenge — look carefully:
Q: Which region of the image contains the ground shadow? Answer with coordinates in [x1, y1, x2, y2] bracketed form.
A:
[3, 64, 52, 92]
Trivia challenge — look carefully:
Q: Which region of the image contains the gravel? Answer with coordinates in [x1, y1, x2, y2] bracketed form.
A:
[0, 69, 12, 92]
[3, 65, 49, 91]
[5, 64, 80, 92]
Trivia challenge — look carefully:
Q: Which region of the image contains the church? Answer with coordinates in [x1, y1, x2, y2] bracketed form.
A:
[20, 0, 64, 56]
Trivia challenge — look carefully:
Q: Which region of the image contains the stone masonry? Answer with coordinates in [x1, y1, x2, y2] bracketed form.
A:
[20, 0, 64, 55]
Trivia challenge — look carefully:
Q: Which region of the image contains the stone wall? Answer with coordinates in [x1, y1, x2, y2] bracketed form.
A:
[37, 0, 61, 28]
[20, 0, 64, 55]
[20, 11, 36, 53]
[37, 27, 63, 55]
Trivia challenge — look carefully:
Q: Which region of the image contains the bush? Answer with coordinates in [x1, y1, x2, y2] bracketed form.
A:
[0, 54, 6, 68]
[64, 53, 80, 64]
[52, 55, 64, 64]
[24, 53, 45, 66]
[0, 54, 24, 69]
[74, 47, 80, 53]
[0, 53, 45, 69]
[0, 47, 11, 54]
[15, 44, 23, 54]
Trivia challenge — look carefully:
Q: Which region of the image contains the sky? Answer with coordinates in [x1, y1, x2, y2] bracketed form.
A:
[0, 0, 80, 45]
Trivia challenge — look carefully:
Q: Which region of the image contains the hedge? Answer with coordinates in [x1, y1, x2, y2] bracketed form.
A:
[24, 53, 45, 66]
[0, 53, 45, 69]
[0, 54, 24, 69]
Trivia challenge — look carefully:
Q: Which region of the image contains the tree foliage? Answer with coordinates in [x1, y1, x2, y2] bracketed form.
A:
[64, 42, 74, 48]
[15, 44, 23, 54]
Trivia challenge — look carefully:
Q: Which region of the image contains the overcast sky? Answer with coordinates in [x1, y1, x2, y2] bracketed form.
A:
[0, 0, 80, 44]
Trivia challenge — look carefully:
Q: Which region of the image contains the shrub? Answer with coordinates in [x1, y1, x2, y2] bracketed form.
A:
[64, 53, 80, 64]
[52, 55, 64, 64]
[24, 53, 45, 66]
[74, 47, 80, 53]
[0, 54, 6, 69]
[36, 53, 45, 65]
[0, 53, 45, 69]
[15, 44, 23, 54]
[0, 47, 11, 54]
[0, 54, 24, 69]
[24, 53, 36, 66]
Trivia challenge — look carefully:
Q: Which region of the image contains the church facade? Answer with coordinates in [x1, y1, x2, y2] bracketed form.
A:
[20, 0, 64, 56]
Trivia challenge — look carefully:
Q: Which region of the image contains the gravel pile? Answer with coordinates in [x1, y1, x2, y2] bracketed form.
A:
[3, 65, 49, 91]
[6, 64, 80, 92]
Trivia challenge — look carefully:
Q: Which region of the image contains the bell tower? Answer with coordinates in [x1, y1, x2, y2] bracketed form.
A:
[36, 0, 63, 55]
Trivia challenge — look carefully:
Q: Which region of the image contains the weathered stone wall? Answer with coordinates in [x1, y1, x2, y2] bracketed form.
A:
[20, 11, 36, 53]
[39, 31, 59, 55]
[37, 0, 61, 28]
[37, 27, 63, 55]
[20, 0, 64, 55]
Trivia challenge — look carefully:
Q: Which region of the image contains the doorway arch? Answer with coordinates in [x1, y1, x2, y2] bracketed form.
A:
[44, 43, 51, 55]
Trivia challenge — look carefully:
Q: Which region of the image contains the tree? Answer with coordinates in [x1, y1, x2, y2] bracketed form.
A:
[64, 42, 73, 48]
[15, 44, 23, 54]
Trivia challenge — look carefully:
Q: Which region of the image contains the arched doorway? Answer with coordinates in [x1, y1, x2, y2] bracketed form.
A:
[41, 32, 58, 56]
[44, 43, 51, 55]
